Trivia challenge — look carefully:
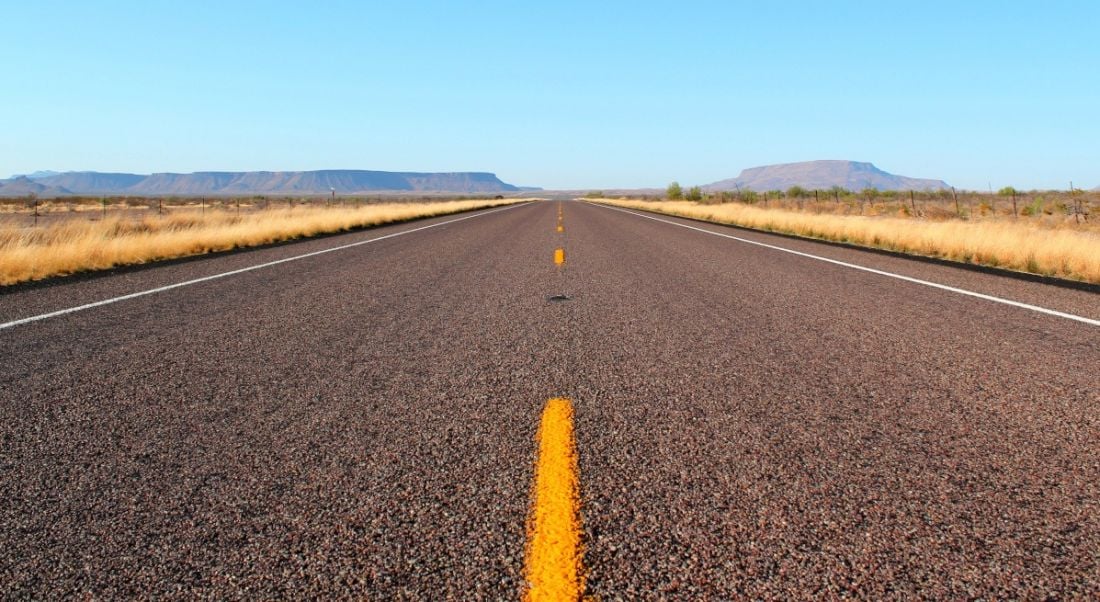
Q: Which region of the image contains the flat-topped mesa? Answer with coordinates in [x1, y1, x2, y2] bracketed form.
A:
[0, 170, 527, 196]
[703, 160, 950, 192]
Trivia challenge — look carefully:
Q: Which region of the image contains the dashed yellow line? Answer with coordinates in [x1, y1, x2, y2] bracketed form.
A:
[525, 398, 585, 601]
[554, 248, 565, 266]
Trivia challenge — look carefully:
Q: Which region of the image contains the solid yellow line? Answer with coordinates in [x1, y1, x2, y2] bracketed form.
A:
[554, 248, 565, 265]
[525, 398, 584, 601]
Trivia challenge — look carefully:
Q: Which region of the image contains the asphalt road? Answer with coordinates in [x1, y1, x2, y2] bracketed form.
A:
[2, 200, 1098, 599]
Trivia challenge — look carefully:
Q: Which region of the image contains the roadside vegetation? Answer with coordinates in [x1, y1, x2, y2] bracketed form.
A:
[0, 198, 522, 285]
[595, 186, 1100, 283]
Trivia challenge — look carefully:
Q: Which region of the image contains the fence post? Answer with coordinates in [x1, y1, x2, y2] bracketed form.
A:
[1012, 190, 1017, 217]
[910, 190, 916, 216]
[1071, 183, 1080, 224]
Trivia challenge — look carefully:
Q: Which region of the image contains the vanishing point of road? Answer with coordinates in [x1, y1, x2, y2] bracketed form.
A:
[2, 200, 1097, 599]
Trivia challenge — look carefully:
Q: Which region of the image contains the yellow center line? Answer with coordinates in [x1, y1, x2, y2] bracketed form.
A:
[554, 248, 565, 266]
[525, 398, 585, 601]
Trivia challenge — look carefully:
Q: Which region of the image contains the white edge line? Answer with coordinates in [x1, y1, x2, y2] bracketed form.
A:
[590, 202, 1100, 327]
[0, 202, 531, 331]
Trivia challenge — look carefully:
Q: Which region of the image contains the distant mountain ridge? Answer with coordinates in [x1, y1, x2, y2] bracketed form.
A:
[14, 170, 63, 179]
[0, 176, 72, 197]
[704, 160, 949, 192]
[0, 170, 528, 196]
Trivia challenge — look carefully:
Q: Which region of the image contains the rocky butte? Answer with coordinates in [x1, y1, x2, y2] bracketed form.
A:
[703, 160, 949, 192]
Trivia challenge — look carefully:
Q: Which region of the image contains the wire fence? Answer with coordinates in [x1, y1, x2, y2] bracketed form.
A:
[604, 188, 1096, 227]
[0, 195, 504, 227]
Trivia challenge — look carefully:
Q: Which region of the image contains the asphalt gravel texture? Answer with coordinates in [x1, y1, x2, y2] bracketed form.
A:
[2, 200, 1098, 599]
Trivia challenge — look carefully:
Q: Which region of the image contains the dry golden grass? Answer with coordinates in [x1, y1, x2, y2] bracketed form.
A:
[596, 199, 1100, 283]
[0, 199, 523, 285]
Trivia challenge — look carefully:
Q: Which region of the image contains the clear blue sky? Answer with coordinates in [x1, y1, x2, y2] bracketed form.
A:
[2, 1, 1097, 190]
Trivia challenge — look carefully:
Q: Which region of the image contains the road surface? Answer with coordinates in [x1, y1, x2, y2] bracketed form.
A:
[2, 200, 1098, 599]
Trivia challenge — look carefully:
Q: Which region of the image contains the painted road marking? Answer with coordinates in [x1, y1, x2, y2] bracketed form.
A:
[0, 203, 531, 332]
[526, 398, 585, 602]
[594, 203, 1100, 327]
[554, 248, 565, 266]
